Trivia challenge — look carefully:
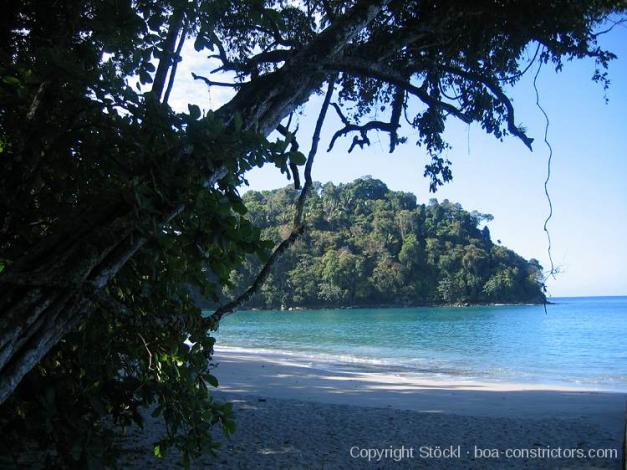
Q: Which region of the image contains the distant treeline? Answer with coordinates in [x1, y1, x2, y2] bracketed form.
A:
[223, 177, 545, 308]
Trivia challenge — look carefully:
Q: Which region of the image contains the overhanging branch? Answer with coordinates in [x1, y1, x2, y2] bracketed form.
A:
[324, 58, 473, 125]
[191, 72, 242, 88]
[206, 79, 336, 328]
[434, 63, 534, 150]
[327, 101, 397, 152]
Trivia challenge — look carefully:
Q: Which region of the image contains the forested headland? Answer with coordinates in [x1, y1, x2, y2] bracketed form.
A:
[223, 177, 545, 309]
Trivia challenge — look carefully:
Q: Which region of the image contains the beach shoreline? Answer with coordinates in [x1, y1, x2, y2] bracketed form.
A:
[119, 347, 626, 468]
[224, 300, 550, 312]
[214, 344, 627, 393]
[211, 347, 626, 427]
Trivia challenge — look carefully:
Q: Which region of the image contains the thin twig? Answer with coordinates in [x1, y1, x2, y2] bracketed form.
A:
[27, 81, 48, 121]
[192, 72, 242, 88]
[137, 333, 154, 370]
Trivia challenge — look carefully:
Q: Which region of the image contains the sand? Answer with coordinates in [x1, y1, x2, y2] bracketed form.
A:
[119, 348, 626, 468]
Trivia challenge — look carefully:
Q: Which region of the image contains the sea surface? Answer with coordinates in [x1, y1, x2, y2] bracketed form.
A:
[213, 296, 627, 391]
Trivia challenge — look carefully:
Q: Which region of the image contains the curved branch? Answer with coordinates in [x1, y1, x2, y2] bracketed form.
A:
[191, 72, 243, 88]
[206, 79, 336, 328]
[325, 59, 473, 124]
[436, 64, 534, 150]
[326, 85, 404, 154]
[327, 112, 396, 152]
[211, 49, 293, 75]
[326, 57, 534, 150]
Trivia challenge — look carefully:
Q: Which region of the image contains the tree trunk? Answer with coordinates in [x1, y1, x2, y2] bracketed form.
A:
[0, 0, 389, 404]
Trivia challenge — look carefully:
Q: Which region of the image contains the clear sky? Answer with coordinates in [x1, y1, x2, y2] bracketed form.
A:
[168, 26, 627, 298]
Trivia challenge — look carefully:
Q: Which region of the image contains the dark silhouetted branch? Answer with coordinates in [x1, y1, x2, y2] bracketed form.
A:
[435, 63, 534, 150]
[276, 123, 301, 189]
[325, 58, 473, 124]
[163, 23, 188, 104]
[326, 85, 404, 154]
[191, 73, 242, 88]
[152, 9, 185, 101]
[206, 79, 336, 328]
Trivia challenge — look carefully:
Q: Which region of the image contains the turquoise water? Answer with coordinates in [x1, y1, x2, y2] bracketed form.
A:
[214, 297, 627, 391]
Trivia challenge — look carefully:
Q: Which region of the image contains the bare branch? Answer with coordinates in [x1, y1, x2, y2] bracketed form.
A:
[137, 333, 154, 370]
[592, 17, 627, 38]
[327, 115, 396, 152]
[211, 49, 293, 75]
[207, 31, 231, 67]
[289, 162, 301, 189]
[295, 76, 337, 223]
[26, 81, 48, 121]
[326, 85, 403, 153]
[191, 72, 242, 88]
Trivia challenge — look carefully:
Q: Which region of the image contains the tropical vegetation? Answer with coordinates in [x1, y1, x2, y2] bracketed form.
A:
[0, 0, 623, 467]
[225, 178, 545, 309]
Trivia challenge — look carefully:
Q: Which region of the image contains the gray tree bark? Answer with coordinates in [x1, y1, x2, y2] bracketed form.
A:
[0, 0, 389, 404]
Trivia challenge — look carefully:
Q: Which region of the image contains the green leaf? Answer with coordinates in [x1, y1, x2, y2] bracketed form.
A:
[147, 15, 161, 31]
[139, 70, 152, 84]
[206, 374, 219, 388]
[194, 36, 206, 52]
[2, 76, 21, 86]
[289, 151, 306, 165]
[223, 418, 236, 435]
[188, 104, 201, 120]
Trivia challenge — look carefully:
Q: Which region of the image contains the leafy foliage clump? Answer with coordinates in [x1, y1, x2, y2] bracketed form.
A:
[0, 1, 294, 466]
[225, 178, 545, 308]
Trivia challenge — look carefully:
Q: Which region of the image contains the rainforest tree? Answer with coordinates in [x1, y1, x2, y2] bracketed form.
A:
[0, 0, 623, 465]
[224, 178, 545, 308]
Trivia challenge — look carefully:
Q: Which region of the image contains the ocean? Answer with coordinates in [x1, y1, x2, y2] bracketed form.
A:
[213, 296, 627, 391]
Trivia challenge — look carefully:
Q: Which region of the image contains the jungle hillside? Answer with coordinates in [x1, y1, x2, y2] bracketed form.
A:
[223, 177, 545, 309]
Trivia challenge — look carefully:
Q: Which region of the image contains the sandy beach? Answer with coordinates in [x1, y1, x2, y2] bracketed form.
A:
[118, 347, 626, 468]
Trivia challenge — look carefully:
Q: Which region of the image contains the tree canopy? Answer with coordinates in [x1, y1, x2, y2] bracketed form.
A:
[0, 0, 624, 466]
[224, 178, 545, 309]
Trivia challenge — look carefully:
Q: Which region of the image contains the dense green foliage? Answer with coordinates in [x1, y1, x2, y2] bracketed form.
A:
[0, 0, 623, 467]
[226, 178, 545, 308]
[0, 1, 277, 466]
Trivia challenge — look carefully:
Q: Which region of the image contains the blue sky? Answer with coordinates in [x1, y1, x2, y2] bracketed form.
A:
[168, 26, 627, 298]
